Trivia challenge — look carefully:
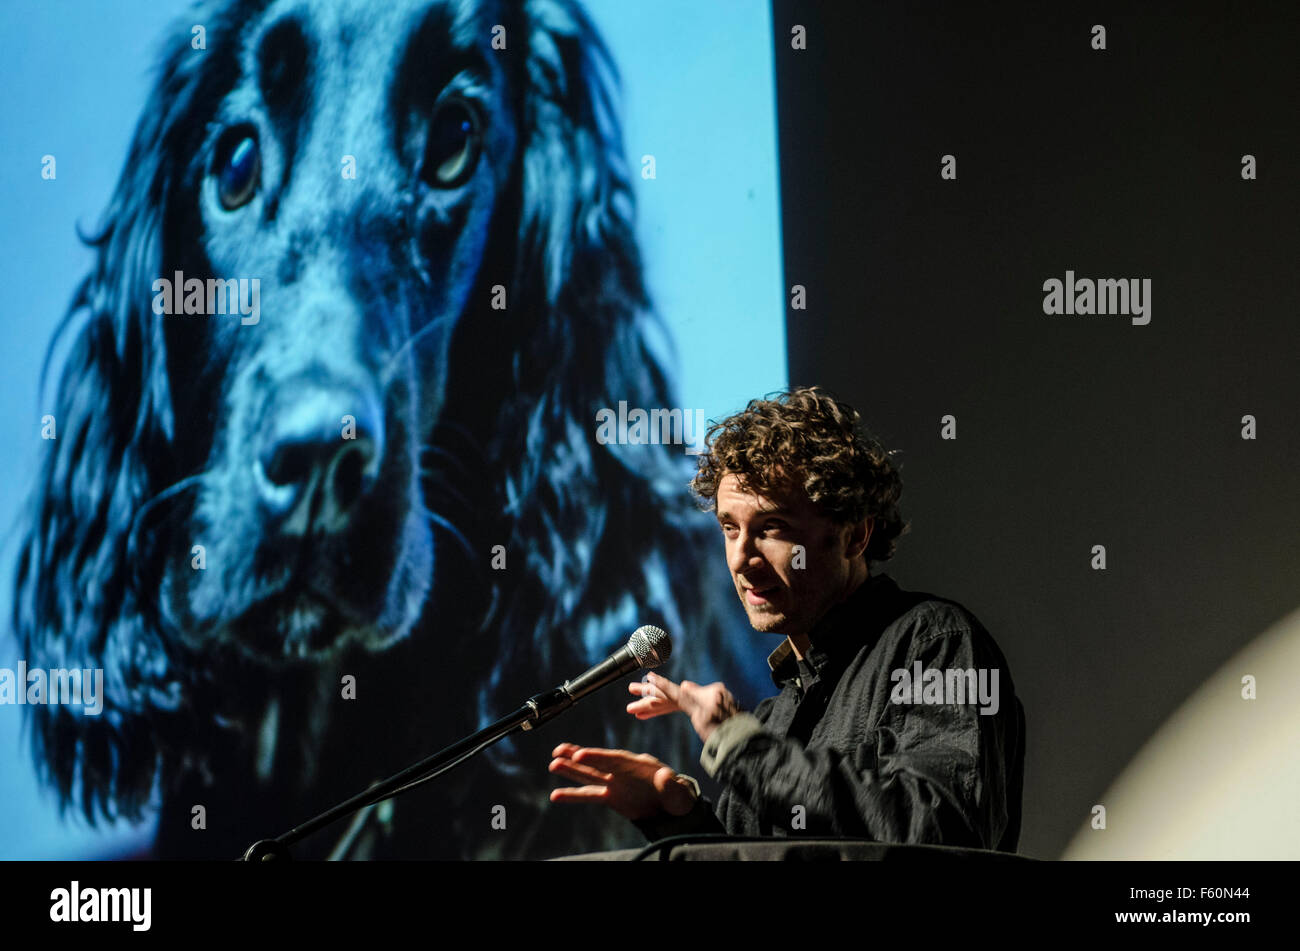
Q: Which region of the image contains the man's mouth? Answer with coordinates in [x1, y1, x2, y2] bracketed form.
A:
[743, 583, 779, 606]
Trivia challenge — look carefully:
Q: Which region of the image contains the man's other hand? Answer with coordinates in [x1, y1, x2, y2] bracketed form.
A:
[627, 672, 740, 742]
[548, 744, 697, 821]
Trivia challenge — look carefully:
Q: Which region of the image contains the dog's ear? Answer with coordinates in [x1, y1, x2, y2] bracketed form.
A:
[475, 1, 712, 685]
[508, 0, 697, 464]
[11, 22, 236, 826]
[514, 1, 653, 326]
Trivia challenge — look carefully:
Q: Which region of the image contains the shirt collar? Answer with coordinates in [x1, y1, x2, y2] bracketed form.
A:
[766, 571, 898, 688]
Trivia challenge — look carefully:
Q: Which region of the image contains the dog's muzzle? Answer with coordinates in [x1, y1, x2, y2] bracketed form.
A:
[252, 374, 385, 538]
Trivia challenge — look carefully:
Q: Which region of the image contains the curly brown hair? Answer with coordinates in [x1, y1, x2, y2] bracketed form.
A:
[690, 387, 908, 562]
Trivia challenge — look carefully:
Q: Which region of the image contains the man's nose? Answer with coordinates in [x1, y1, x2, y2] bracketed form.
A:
[728, 528, 761, 574]
[253, 378, 384, 535]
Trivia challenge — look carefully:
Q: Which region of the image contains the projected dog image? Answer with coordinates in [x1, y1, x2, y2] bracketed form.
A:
[12, 0, 752, 859]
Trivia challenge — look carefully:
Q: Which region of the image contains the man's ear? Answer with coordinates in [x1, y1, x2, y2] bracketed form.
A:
[845, 517, 873, 561]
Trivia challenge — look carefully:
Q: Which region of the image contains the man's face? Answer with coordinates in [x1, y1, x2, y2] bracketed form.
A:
[715, 471, 867, 641]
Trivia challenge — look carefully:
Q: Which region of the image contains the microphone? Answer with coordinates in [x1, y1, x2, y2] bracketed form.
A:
[520, 625, 672, 730]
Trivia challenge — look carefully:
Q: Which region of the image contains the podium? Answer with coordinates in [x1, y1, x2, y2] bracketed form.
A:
[553, 836, 1037, 861]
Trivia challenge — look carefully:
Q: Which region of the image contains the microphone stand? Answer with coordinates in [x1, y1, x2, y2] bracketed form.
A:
[241, 686, 576, 861]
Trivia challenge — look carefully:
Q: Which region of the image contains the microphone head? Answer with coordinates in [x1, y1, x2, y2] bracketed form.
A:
[629, 625, 672, 668]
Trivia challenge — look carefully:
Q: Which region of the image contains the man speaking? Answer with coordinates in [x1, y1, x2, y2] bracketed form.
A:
[548, 387, 1024, 852]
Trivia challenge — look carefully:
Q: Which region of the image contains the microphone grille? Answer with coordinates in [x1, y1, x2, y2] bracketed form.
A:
[629, 625, 672, 668]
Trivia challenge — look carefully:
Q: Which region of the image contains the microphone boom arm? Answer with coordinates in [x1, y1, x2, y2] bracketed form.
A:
[240, 625, 670, 860]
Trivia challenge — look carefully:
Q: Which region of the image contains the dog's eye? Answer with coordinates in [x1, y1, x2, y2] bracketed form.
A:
[422, 99, 480, 188]
[214, 130, 261, 210]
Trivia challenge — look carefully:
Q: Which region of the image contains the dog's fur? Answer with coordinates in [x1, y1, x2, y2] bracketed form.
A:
[13, 0, 756, 859]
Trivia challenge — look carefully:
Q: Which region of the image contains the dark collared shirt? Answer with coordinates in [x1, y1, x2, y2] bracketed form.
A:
[635, 571, 1025, 852]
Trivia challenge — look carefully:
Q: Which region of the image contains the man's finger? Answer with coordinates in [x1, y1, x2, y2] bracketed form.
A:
[646, 672, 681, 702]
[549, 758, 613, 787]
[629, 684, 662, 705]
[626, 699, 673, 720]
[631, 679, 682, 710]
[549, 786, 611, 804]
[626, 694, 672, 710]
[631, 680, 667, 701]
[548, 758, 613, 779]
[571, 748, 649, 772]
[552, 742, 582, 758]
[651, 767, 684, 793]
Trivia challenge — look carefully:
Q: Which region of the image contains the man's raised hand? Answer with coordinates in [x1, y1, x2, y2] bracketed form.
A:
[627, 672, 740, 743]
[626, 673, 681, 719]
[548, 744, 697, 821]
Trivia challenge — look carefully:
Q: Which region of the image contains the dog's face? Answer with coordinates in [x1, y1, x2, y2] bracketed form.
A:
[158, 0, 522, 661]
[18, 0, 683, 834]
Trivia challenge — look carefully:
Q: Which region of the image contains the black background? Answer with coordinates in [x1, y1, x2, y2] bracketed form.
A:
[770, 0, 1298, 859]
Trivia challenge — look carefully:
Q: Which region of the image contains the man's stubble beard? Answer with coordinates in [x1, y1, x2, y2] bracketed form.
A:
[744, 601, 793, 636]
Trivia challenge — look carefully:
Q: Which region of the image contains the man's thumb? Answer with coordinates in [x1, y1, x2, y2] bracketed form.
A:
[655, 767, 696, 816]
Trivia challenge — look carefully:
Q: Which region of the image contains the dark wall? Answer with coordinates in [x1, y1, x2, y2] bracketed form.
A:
[771, 0, 1299, 858]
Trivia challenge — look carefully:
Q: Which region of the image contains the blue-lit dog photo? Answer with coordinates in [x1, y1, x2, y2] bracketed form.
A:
[4, 0, 784, 859]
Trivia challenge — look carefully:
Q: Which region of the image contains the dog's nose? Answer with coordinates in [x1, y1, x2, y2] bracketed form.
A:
[254, 383, 384, 533]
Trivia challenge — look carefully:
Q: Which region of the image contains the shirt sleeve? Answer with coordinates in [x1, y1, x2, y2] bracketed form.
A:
[701, 626, 1017, 850]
